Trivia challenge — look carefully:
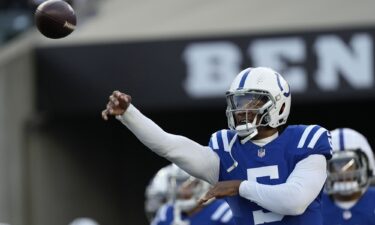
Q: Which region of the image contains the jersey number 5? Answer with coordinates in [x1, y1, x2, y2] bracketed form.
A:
[247, 166, 284, 224]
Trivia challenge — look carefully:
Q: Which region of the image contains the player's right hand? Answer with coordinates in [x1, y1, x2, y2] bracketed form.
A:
[197, 180, 241, 206]
[101, 90, 132, 121]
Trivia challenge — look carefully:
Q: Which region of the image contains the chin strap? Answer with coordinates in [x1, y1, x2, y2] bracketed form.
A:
[240, 131, 257, 144]
[226, 134, 239, 173]
[227, 130, 255, 172]
[236, 116, 258, 140]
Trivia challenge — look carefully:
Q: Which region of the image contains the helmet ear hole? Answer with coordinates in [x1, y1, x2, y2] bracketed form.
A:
[279, 103, 286, 115]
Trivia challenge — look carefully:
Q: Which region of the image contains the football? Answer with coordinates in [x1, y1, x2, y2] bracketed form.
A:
[35, 0, 77, 39]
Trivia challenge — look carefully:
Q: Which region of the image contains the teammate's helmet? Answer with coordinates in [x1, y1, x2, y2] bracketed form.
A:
[325, 128, 374, 195]
[325, 149, 371, 195]
[144, 164, 189, 222]
[69, 218, 99, 225]
[226, 67, 291, 139]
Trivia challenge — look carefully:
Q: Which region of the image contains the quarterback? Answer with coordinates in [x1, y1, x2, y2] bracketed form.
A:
[102, 67, 332, 225]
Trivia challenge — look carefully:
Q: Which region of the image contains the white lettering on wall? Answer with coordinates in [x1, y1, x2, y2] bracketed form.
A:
[183, 42, 241, 98]
[314, 34, 373, 90]
[249, 37, 307, 92]
[182, 33, 374, 99]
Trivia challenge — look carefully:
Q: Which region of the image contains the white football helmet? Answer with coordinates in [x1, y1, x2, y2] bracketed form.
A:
[226, 67, 291, 139]
[172, 177, 211, 225]
[144, 164, 190, 222]
[174, 177, 211, 212]
[325, 149, 372, 195]
[69, 218, 99, 225]
[325, 128, 374, 195]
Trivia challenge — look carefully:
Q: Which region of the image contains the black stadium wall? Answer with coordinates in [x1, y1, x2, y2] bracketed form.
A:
[29, 26, 375, 225]
[36, 25, 375, 113]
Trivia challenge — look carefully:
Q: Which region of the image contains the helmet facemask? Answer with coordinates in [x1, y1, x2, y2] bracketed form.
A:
[325, 149, 371, 196]
[167, 166, 190, 202]
[226, 89, 275, 139]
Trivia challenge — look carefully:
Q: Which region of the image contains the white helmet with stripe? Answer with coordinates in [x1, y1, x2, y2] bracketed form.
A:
[226, 67, 291, 139]
[69, 218, 99, 225]
[174, 177, 211, 213]
[144, 164, 189, 222]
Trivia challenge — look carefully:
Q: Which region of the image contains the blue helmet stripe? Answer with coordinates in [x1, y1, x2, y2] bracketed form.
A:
[276, 73, 284, 92]
[339, 128, 345, 150]
[276, 72, 291, 97]
[237, 69, 251, 89]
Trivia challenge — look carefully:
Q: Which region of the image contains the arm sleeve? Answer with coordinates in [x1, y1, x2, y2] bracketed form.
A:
[238, 154, 327, 215]
[116, 104, 220, 184]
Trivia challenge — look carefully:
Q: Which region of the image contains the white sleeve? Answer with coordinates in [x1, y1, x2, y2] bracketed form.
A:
[238, 154, 327, 215]
[116, 104, 220, 184]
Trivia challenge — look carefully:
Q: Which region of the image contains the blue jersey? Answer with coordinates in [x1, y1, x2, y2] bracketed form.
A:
[209, 125, 332, 225]
[322, 187, 375, 225]
[151, 199, 235, 225]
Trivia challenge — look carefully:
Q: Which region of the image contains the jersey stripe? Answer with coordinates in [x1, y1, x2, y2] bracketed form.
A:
[297, 125, 317, 148]
[228, 134, 238, 150]
[211, 133, 219, 149]
[221, 209, 233, 223]
[307, 128, 326, 149]
[217, 131, 224, 150]
[211, 202, 230, 220]
[221, 130, 230, 152]
[157, 204, 169, 221]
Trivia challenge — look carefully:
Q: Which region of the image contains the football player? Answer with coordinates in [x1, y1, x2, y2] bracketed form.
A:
[102, 67, 332, 225]
[151, 176, 234, 225]
[145, 164, 190, 222]
[322, 128, 375, 225]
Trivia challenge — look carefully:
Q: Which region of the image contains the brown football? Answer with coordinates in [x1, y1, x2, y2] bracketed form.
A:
[35, 0, 77, 39]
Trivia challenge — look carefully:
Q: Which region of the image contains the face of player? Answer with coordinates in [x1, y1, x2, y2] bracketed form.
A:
[232, 93, 269, 127]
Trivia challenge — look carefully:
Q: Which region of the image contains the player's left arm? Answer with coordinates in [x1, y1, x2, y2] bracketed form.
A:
[199, 155, 327, 215]
[238, 129, 332, 216]
[238, 154, 326, 215]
